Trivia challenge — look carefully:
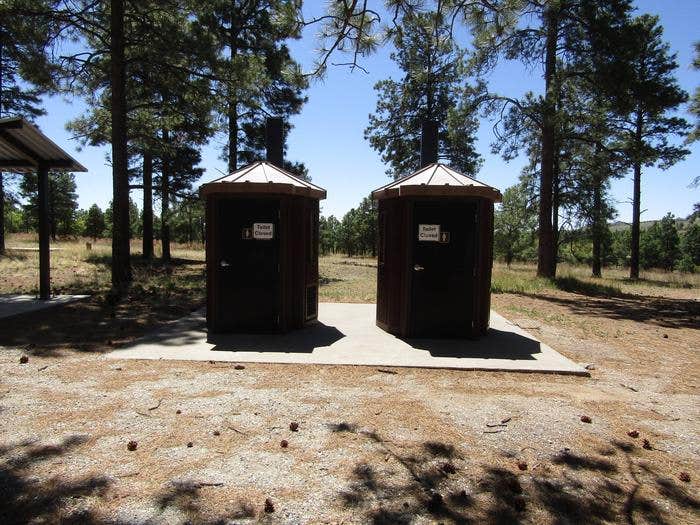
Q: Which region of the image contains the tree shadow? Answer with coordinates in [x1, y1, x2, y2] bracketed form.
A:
[0, 269, 205, 356]
[155, 480, 256, 523]
[0, 435, 113, 525]
[333, 426, 477, 524]
[599, 272, 693, 289]
[332, 259, 377, 268]
[655, 477, 700, 510]
[551, 450, 618, 473]
[320, 276, 344, 286]
[515, 290, 699, 330]
[553, 276, 624, 298]
[0, 250, 28, 261]
[85, 253, 204, 268]
[0, 434, 265, 524]
[332, 427, 684, 524]
[328, 422, 358, 433]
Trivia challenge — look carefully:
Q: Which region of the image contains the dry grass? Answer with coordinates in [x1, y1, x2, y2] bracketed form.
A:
[1, 238, 698, 523]
[319, 254, 377, 303]
[1, 234, 204, 296]
[0, 235, 206, 354]
[492, 262, 699, 300]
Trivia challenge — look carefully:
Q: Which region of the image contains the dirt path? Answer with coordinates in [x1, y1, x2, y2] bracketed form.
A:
[1, 285, 698, 524]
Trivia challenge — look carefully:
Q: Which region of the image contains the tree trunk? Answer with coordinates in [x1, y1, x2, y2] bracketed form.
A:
[0, 171, 5, 255]
[0, 27, 4, 116]
[592, 171, 603, 278]
[227, 16, 238, 173]
[552, 147, 560, 276]
[228, 102, 238, 173]
[110, 0, 132, 291]
[0, 31, 5, 254]
[142, 151, 153, 259]
[537, 6, 558, 278]
[187, 206, 193, 244]
[630, 162, 641, 279]
[161, 131, 171, 262]
[630, 112, 643, 280]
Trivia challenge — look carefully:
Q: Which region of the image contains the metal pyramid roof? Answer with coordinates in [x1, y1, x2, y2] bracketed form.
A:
[372, 163, 501, 201]
[200, 161, 326, 199]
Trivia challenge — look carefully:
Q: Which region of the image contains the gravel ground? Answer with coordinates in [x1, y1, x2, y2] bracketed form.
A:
[1, 289, 698, 524]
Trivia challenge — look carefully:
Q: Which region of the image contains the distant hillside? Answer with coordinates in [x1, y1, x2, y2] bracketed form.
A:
[609, 218, 691, 232]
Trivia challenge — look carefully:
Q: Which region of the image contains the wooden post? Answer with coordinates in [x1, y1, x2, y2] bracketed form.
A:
[38, 164, 50, 299]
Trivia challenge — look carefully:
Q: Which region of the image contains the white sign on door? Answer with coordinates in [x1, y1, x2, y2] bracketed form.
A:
[418, 224, 440, 242]
[253, 222, 274, 240]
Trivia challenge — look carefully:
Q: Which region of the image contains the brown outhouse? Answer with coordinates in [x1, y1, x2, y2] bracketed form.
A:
[200, 118, 326, 333]
[372, 122, 502, 338]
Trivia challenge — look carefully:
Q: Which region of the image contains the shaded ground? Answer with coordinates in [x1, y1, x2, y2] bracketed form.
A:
[0, 242, 698, 523]
[0, 236, 206, 354]
[1, 348, 697, 524]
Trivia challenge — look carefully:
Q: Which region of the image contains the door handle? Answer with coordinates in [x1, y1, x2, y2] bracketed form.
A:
[413, 264, 424, 271]
[220, 260, 230, 268]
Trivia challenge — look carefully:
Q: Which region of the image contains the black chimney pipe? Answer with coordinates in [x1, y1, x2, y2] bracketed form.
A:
[420, 120, 439, 168]
[265, 117, 284, 168]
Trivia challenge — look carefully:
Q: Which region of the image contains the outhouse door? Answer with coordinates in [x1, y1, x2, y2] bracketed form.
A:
[216, 198, 280, 331]
[410, 200, 477, 337]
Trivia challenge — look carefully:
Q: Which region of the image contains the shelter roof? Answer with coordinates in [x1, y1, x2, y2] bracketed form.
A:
[0, 117, 87, 172]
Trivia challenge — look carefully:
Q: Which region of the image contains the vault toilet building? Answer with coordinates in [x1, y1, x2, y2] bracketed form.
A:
[372, 121, 502, 338]
[200, 118, 326, 333]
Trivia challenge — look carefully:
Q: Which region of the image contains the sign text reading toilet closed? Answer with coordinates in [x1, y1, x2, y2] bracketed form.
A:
[253, 223, 274, 240]
[418, 224, 440, 242]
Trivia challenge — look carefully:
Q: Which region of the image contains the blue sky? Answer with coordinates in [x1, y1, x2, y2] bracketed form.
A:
[30, 0, 699, 223]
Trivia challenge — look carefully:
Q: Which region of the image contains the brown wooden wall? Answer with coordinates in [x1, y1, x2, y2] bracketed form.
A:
[376, 198, 411, 335]
[281, 196, 320, 329]
[375, 196, 495, 338]
[205, 193, 319, 333]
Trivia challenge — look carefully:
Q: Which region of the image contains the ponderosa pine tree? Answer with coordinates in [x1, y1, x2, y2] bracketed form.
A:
[689, 42, 700, 144]
[45, 0, 208, 288]
[19, 171, 78, 239]
[364, 11, 482, 179]
[494, 183, 537, 266]
[458, 0, 635, 278]
[64, 1, 213, 262]
[153, 143, 205, 261]
[640, 213, 681, 270]
[319, 215, 341, 255]
[192, 0, 308, 174]
[567, 91, 623, 278]
[310, 1, 652, 278]
[0, 0, 56, 254]
[608, 15, 690, 279]
[84, 204, 106, 240]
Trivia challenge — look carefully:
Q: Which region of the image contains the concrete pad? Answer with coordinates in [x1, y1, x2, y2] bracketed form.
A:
[108, 303, 587, 376]
[0, 294, 89, 320]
